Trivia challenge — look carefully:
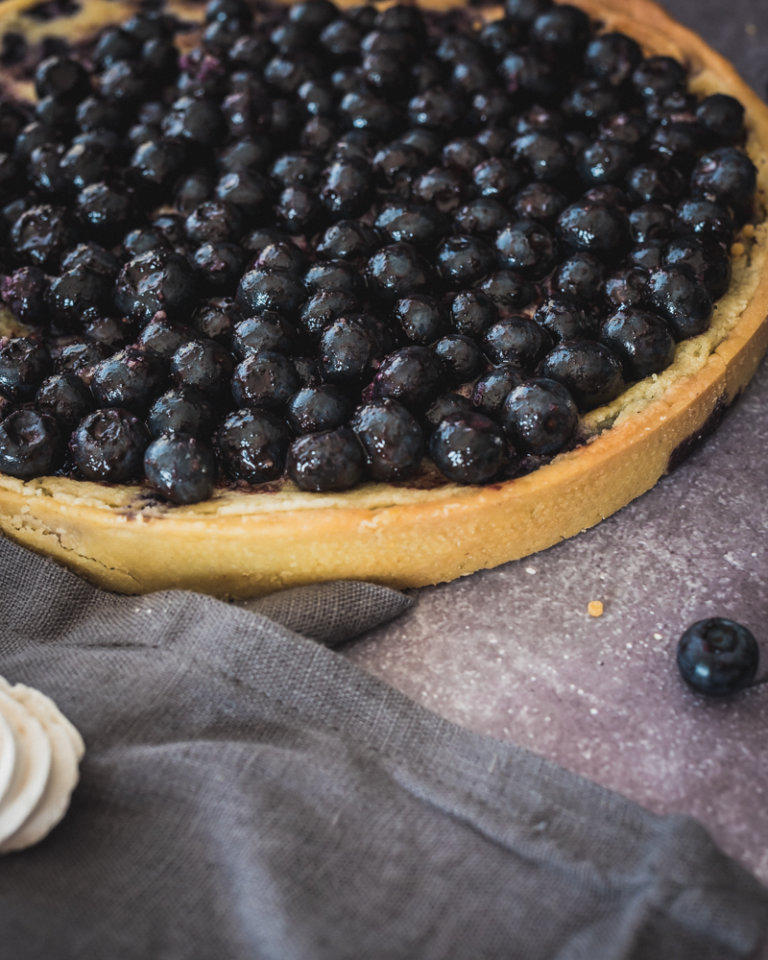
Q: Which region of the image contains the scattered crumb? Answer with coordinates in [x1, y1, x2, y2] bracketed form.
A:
[731, 241, 746, 257]
[746, 22, 757, 36]
[653, 632, 663, 641]
[743, 223, 756, 239]
[525, 566, 537, 574]
[588, 600, 604, 617]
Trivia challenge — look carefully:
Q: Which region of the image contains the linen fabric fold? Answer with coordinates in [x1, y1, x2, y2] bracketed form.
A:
[0, 537, 765, 960]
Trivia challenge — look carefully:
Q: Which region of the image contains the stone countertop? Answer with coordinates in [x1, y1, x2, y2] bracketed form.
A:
[343, 0, 768, 886]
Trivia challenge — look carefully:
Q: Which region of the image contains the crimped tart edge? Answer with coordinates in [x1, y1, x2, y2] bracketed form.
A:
[0, 0, 766, 596]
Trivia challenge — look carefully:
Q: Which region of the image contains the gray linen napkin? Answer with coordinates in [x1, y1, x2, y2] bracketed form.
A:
[0, 537, 765, 960]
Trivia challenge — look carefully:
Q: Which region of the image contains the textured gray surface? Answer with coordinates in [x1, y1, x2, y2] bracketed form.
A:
[345, 0, 768, 885]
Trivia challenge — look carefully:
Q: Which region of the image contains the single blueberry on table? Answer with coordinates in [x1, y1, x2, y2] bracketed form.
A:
[677, 618, 760, 697]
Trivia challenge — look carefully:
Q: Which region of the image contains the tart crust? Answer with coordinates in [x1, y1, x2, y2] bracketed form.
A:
[0, 0, 767, 597]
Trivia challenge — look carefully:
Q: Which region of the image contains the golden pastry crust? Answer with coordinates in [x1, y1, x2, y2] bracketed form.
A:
[0, 0, 767, 597]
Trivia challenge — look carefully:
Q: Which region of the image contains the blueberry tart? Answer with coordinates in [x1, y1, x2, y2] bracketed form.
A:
[0, 0, 765, 597]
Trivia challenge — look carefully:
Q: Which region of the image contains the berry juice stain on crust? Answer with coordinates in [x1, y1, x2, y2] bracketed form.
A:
[0, 0, 759, 506]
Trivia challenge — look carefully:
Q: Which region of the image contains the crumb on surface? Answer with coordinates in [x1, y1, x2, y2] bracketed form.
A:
[588, 600, 604, 618]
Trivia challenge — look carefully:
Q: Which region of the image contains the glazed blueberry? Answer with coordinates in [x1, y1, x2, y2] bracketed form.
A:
[351, 398, 424, 481]
[626, 162, 686, 205]
[674, 198, 734, 247]
[437, 235, 496, 285]
[171, 339, 233, 395]
[91, 346, 166, 413]
[534, 297, 597, 342]
[54, 339, 109, 382]
[495, 220, 557, 277]
[424, 393, 474, 430]
[215, 172, 268, 218]
[316, 220, 380, 261]
[483, 316, 552, 370]
[429, 412, 505, 484]
[10, 204, 77, 269]
[472, 157, 522, 199]
[395, 295, 445, 344]
[411, 166, 465, 212]
[162, 96, 224, 146]
[0, 337, 50, 401]
[628, 203, 673, 244]
[36, 372, 92, 430]
[287, 427, 364, 491]
[512, 132, 572, 183]
[604, 266, 649, 309]
[233, 312, 297, 358]
[450, 289, 497, 338]
[632, 56, 686, 100]
[665, 236, 731, 300]
[0, 267, 48, 324]
[696, 94, 745, 143]
[434, 335, 485, 385]
[646, 267, 713, 341]
[539, 339, 624, 410]
[147, 389, 214, 439]
[691, 147, 757, 218]
[72, 408, 148, 483]
[598, 111, 649, 147]
[583, 32, 642, 86]
[677, 618, 760, 697]
[237, 267, 306, 316]
[454, 197, 509, 236]
[504, 0, 553, 25]
[470, 365, 522, 416]
[443, 138, 488, 173]
[130, 139, 185, 190]
[304, 261, 361, 297]
[298, 290, 358, 339]
[287, 385, 351, 435]
[35, 55, 90, 104]
[77, 183, 132, 242]
[115, 249, 198, 323]
[501, 378, 578, 455]
[143, 434, 216, 505]
[629, 242, 665, 272]
[499, 50, 562, 103]
[478, 270, 533, 311]
[194, 241, 245, 289]
[375, 203, 446, 249]
[557, 201, 630, 260]
[600, 308, 675, 380]
[578, 139, 633, 186]
[0, 409, 62, 479]
[513, 182, 567, 224]
[255, 241, 307, 276]
[136, 317, 194, 361]
[373, 346, 444, 409]
[232, 351, 300, 409]
[319, 317, 378, 384]
[216, 408, 288, 483]
[367, 243, 430, 298]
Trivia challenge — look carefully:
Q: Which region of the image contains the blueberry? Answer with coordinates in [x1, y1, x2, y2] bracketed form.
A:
[495, 220, 557, 277]
[375, 202, 446, 249]
[0, 337, 50, 401]
[472, 157, 522, 199]
[478, 270, 534, 311]
[367, 243, 431, 299]
[0, 267, 48, 325]
[691, 147, 757, 218]
[162, 95, 224, 146]
[216, 408, 288, 483]
[646, 267, 712, 341]
[674, 198, 734, 247]
[91, 346, 166, 413]
[512, 132, 572, 183]
[583, 32, 642, 86]
[411, 166, 465, 212]
[351, 399, 425, 481]
[665, 236, 731, 300]
[626, 162, 686, 205]
[237, 266, 306, 316]
[316, 220, 380, 261]
[499, 51, 562, 103]
[143, 434, 216, 505]
[287, 385, 351, 435]
[171, 339, 233, 396]
[319, 318, 378, 385]
[10, 204, 77, 269]
[298, 290, 358, 340]
[395, 295, 446, 345]
[696, 94, 745, 144]
[72, 408, 148, 483]
[557, 201, 630, 260]
[677, 618, 759, 697]
[471, 364, 523, 416]
[429, 412, 506, 484]
[115, 249, 199, 323]
[434, 335, 485, 385]
[454, 197, 509, 236]
[450, 289, 497, 338]
[35, 55, 91, 104]
[534, 297, 597, 342]
[287, 427, 364, 491]
[632, 56, 686, 100]
[232, 351, 300, 410]
[539, 339, 624, 410]
[36, 372, 92, 430]
[578, 139, 633, 186]
[437, 235, 496, 285]
[136, 317, 194, 361]
[425, 393, 475, 430]
[501, 378, 578, 454]
[483, 316, 552, 370]
[373, 346, 444, 409]
[600, 308, 675, 380]
[555, 252, 605, 302]
[0, 409, 62, 479]
[603, 266, 649, 309]
[147, 389, 214, 440]
[514, 182, 567, 224]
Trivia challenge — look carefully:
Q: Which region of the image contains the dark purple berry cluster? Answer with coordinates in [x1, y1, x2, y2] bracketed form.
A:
[0, 0, 757, 503]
